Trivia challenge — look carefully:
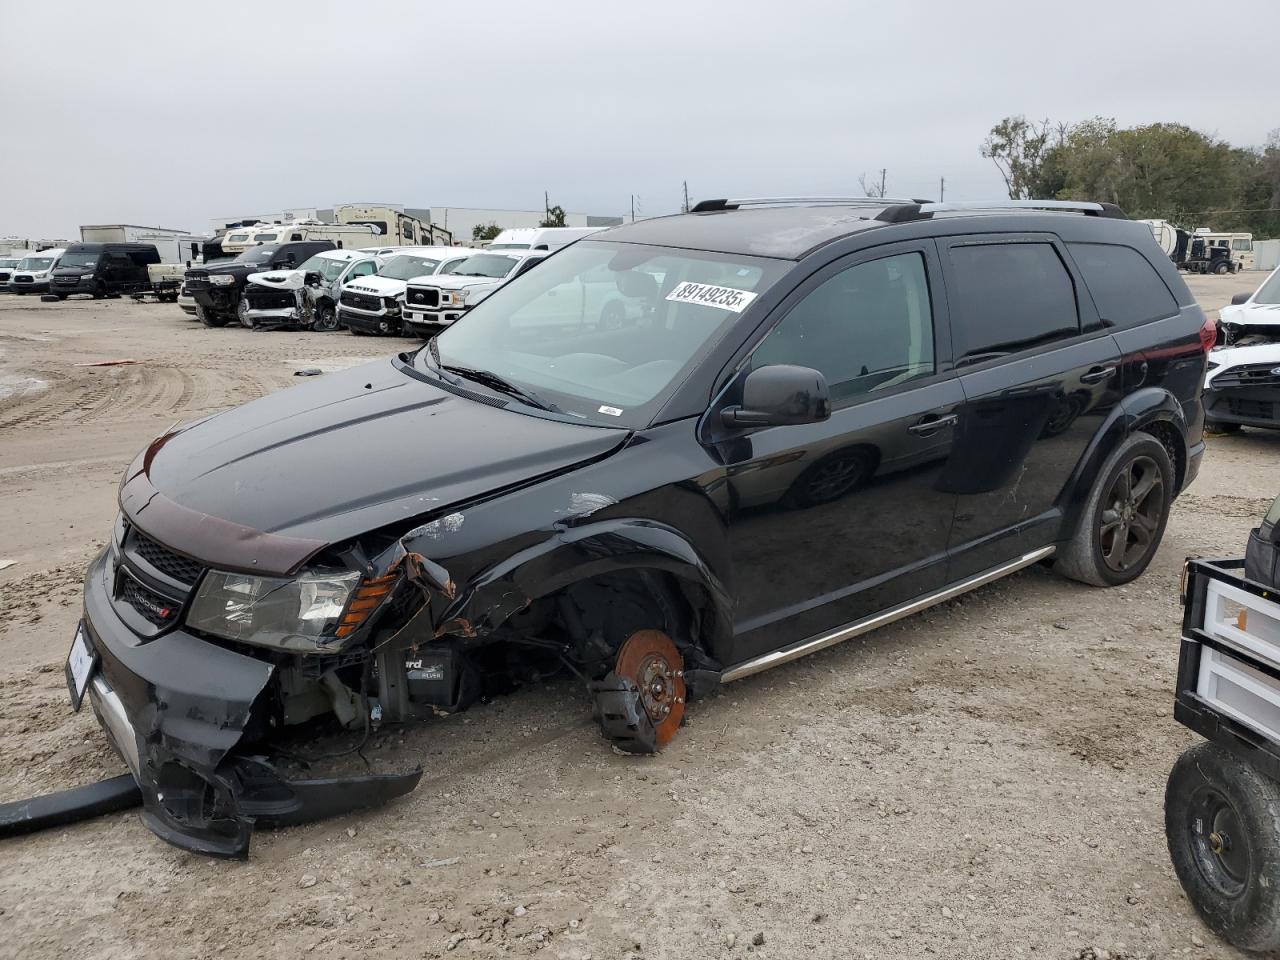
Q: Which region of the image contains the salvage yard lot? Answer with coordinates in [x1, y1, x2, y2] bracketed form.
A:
[0, 276, 1272, 960]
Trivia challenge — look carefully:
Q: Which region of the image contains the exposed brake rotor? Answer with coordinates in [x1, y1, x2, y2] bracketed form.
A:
[614, 629, 686, 748]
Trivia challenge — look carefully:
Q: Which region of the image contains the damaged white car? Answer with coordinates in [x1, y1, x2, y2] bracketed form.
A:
[241, 250, 382, 331]
[1218, 264, 1280, 346]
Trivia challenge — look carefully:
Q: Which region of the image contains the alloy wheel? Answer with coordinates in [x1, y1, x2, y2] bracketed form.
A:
[1098, 454, 1164, 573]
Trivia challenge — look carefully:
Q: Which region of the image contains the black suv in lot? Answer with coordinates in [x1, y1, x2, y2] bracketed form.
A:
[71, 198, 1210, 856]
[184, 240, 334, 327]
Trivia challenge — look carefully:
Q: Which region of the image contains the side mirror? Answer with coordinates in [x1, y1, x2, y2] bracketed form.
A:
[1231, 292, 1252, 305]
[721, 364, 831, 429]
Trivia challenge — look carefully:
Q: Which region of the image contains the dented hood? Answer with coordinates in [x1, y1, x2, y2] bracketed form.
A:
[246, 269, 306, 291]
[126, 359, 628, 555]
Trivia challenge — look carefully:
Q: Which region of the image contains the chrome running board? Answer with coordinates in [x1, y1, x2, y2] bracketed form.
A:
[720, 546, 1056, 683]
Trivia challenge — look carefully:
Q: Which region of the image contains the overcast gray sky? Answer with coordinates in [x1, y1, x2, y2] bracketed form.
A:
[2, 0, 1276, 239]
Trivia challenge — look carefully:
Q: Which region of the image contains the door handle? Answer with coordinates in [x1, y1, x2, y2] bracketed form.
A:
[908, 413, 958, 435]
[1080, 365, 1117, 384]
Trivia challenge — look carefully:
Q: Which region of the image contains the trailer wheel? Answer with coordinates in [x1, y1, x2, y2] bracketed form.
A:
[1166, 742, 1280, 952]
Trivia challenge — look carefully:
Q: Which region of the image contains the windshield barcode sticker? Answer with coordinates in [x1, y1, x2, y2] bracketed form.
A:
[665, 282, 758, 313]
[598, 405, 624, 416]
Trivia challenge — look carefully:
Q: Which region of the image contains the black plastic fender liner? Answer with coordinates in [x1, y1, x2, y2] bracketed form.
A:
[0, 773, 141, 838]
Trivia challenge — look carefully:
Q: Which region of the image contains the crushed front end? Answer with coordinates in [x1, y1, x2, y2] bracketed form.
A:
[73, 509, 439, 858]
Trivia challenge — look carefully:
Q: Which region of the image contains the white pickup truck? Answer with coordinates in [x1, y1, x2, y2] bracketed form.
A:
[335, 246, 473, 336]
[401, 249, 550, 336]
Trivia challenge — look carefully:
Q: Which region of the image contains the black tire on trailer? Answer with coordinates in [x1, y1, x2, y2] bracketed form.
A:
[1166, 741, 1280, 953]
[195, 303, 227, 328]
[1054, 431, 1174, 587]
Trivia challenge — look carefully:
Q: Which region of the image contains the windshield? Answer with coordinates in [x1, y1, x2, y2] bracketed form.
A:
[0, 258, 19, 269]
[18, 256, 55, 271]
[487, 243, 530, 250]
[239, 246, 277, 265]
[451, 254, 519, 278]
[423, 240, 787, 425]
[378, 255, 441, 281]
[59, 252, 100, 269]
[299, 254, 350, 281]
[1255, 268, 1280, 305]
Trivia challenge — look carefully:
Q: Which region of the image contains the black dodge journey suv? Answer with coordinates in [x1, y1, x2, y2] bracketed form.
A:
[68, 198, 1210, 856]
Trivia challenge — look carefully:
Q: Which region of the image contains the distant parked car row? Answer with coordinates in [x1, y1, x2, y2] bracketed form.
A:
[176, 227, 605, 337]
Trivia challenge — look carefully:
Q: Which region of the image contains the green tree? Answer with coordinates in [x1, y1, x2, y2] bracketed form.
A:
[539, 204, 567, 228]
[981, 116, 1064, 199]
[1056, 121, 1237, 222]
[472, 221, 502, 242]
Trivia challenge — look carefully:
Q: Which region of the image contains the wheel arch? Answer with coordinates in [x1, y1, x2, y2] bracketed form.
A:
[1059, 387, 1188, 540]
[433, 518, 733, 664]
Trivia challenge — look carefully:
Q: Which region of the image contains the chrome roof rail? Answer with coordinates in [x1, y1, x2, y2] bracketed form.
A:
[691, 196, 925, 213]
[876, 199, 1128, 223]
[919, 200, 1104, 214]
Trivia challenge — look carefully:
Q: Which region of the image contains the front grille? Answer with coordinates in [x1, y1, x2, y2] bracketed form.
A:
[245, 288, 296, 310]
[13, 276, 32, 284]
[119, 574, 181, 628]
[406, 287, 439, 308]
[0, 272, 12, 282]
[131, 529, 204, 585]
[1226, 398, 1278, 422]
[1214, 363, 1280, 389]
[54, 276, 81, 286]
[340, 290, 383, 312]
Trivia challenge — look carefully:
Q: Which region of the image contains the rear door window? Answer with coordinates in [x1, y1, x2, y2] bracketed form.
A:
[946, 241, 1079, 363]
[1068, 242, 1179, 328]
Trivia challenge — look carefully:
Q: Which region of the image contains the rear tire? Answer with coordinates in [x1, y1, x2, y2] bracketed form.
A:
[1214, 261, 1231, 275]
[1166, 742, 1280, 953]
[1054, 432, 1174, 587]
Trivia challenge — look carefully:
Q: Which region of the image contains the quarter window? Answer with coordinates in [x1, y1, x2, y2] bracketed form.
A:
[1068, 242, 1179, 328]
[751, 252, 935, 403]
[947, 242, 1078, 361]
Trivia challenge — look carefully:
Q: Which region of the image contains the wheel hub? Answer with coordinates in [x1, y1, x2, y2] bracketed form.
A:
[614, 630, 686, 747]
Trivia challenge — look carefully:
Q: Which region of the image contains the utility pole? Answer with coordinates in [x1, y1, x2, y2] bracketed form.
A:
[682, 181, 690, 214]
[939, 177, 945, 202]
[879, 168, 887, 197]
[544, 190, 550, 220]
[631, 194, 636, 222]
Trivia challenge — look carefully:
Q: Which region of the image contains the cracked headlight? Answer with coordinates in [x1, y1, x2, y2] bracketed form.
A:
[187, 568, 363, 653]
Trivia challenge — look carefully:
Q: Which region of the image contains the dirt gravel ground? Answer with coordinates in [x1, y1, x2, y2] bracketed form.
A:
[0, 275, 1274, 960]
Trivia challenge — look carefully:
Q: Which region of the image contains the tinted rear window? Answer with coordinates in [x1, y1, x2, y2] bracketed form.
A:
[947, 242, 1079, 361]
[1068, 242, 1179, 328]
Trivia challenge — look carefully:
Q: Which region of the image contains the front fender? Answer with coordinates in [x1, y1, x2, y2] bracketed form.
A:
[434, 517, 732, 653]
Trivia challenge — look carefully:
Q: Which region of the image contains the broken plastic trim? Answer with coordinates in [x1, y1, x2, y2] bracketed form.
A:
[0, 773, 142, 838]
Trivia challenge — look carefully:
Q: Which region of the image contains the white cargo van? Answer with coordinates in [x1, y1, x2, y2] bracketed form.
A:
[486, 227, 602, 251]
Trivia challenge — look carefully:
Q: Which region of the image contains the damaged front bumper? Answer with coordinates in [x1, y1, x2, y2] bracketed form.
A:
[78, 549, 421, 858]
